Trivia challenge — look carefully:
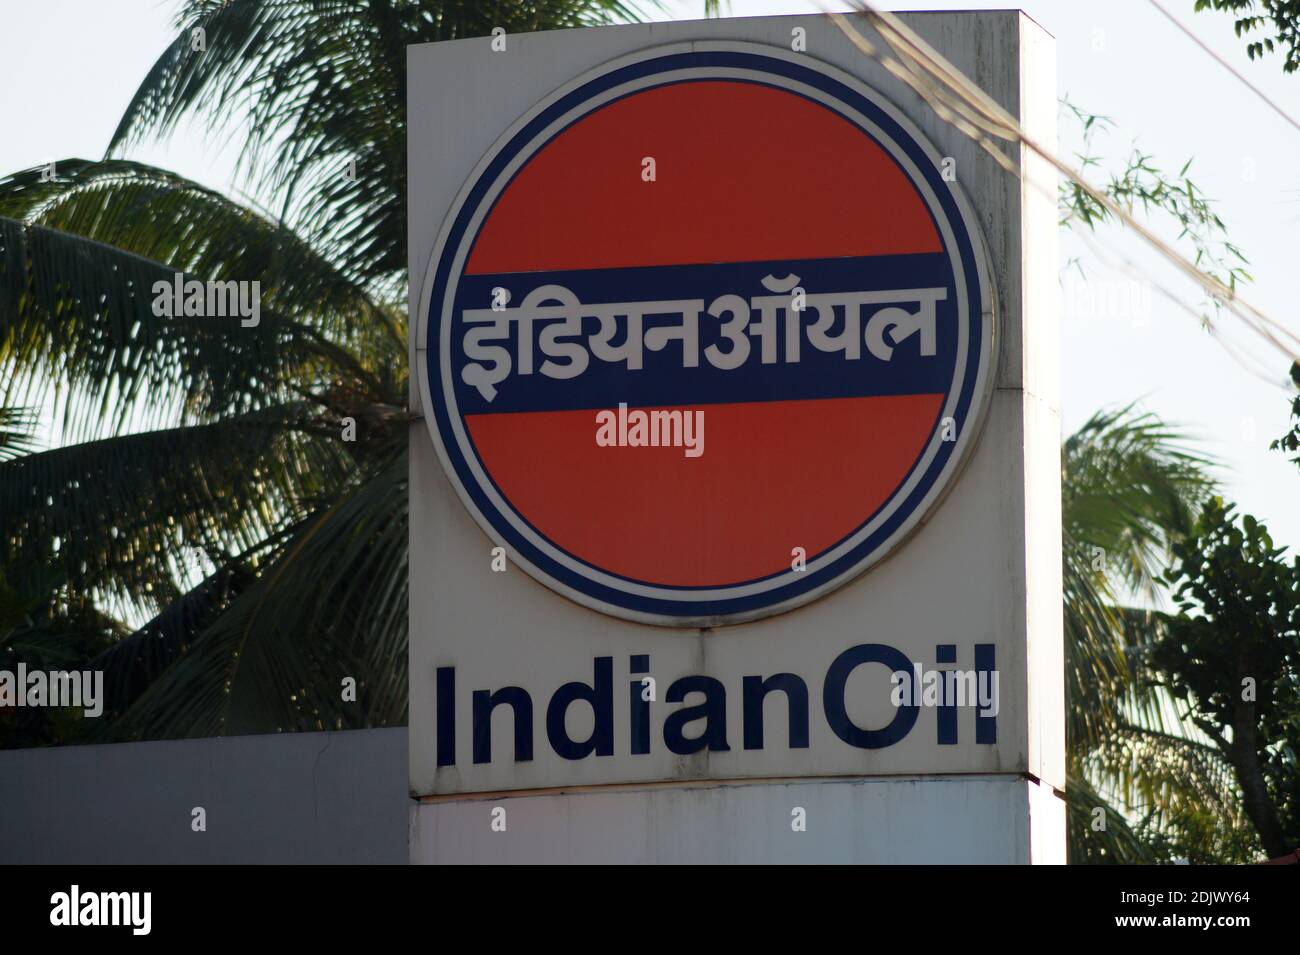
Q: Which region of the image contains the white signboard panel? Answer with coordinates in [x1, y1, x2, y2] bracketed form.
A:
[408, 13, 1062, 825]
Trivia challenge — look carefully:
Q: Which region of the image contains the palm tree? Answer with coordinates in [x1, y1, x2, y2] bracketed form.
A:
[0, 1, 646, 739]
[1, 406, 127, 746]
[1059, 406, 1259, 862]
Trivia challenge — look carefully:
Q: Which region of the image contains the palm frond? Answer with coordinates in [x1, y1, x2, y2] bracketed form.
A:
[0, 403, 354, 611]
[0, 159, 394, 348]
[1082, 721, 1260, 862]
[1063, 548, 1133, 749]
[1062, 405, 1216, 747]
[1063, 403, 1216, 599]
[106, 0, 651, 293]
[1066, 776, 1159, 864]
[103, 447, 407, 739]
[1061, 404, 1238, 857]
[0, 213, 384, 441]
[0, 405, 36, 461]
[90, 558, 259, 722]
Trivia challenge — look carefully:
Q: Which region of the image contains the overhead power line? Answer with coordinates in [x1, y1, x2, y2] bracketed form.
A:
[823, 1, 1300, 373]
[1145, 0, 1300, 137]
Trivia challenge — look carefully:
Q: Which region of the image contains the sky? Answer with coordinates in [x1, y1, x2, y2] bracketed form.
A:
[1, 0, 1298, 559]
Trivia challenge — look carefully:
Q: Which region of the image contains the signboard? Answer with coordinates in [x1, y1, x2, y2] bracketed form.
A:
[418, 43, 995, 625]
[409, 12, 1064, 862]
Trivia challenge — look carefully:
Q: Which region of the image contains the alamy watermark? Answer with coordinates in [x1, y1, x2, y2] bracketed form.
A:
[151, 273, 261, 327]
[50, 886, 150, 935]
[596, 402, 704, 457]
[0, 665, 103, 717]
[890, 662, 999, 718]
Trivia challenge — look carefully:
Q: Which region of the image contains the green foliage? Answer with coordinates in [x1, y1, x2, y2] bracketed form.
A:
[0, 562, 127, 747]
[0, 410, 121, 747]
[1061, 406, 1213, 749]
[1269, 362, 1300, 468]
[0, 160, 401, 438]
[1055, 97, 1296, 859]
[98, 452, 409, 738]
[1085, 721, 1260, 862]
[106, 0, 652, 297]
[1196, 0, 1300, 73]
[1152, 498, 1300, 856]
[1058, 406, 1249, 861]
[0, 1, 671, 745]
[1159, 500, 1300, 743]
[1059, 100, 1251, 294]
[1065, 776, 1157, 864]
[0, 406, 36, 461]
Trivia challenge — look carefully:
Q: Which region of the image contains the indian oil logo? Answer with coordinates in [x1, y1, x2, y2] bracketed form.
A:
[419, 43, 996, 625]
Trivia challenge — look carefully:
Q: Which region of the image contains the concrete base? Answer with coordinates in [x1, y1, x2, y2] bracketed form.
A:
[411, 774, 1065, 864]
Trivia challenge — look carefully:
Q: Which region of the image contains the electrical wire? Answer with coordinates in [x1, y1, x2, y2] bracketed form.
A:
[823, 2, 1300, 374]
[1146, 0, 1300, 137]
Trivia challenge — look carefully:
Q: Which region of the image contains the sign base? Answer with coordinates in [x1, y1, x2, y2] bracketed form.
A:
[410, 774, 1065, 864]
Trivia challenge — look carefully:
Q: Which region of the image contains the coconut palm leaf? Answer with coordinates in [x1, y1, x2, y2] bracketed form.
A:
[1066, 776, 1158, 864]
[90, 559, 260, 721]
[1059, 406, 1246, 859]
[1063, 404, 1214, 598]
[1086, 721, 1259, 862]
[1092, 722, 1237, 810]
[102, 448, 408, 739]
[0, 546, 130, 747]
[0, 169, 395, 441]
[0, 405, 36, 462]
[1063, 538, 1133, 748]
[0, 159, 393, 345]
[0, 402, 353, 613]
[106, 0, 652, 292]
[1061, 406, 1215, 749]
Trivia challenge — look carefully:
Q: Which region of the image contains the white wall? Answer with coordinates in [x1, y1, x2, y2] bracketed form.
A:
[0, 729, 407, 864]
